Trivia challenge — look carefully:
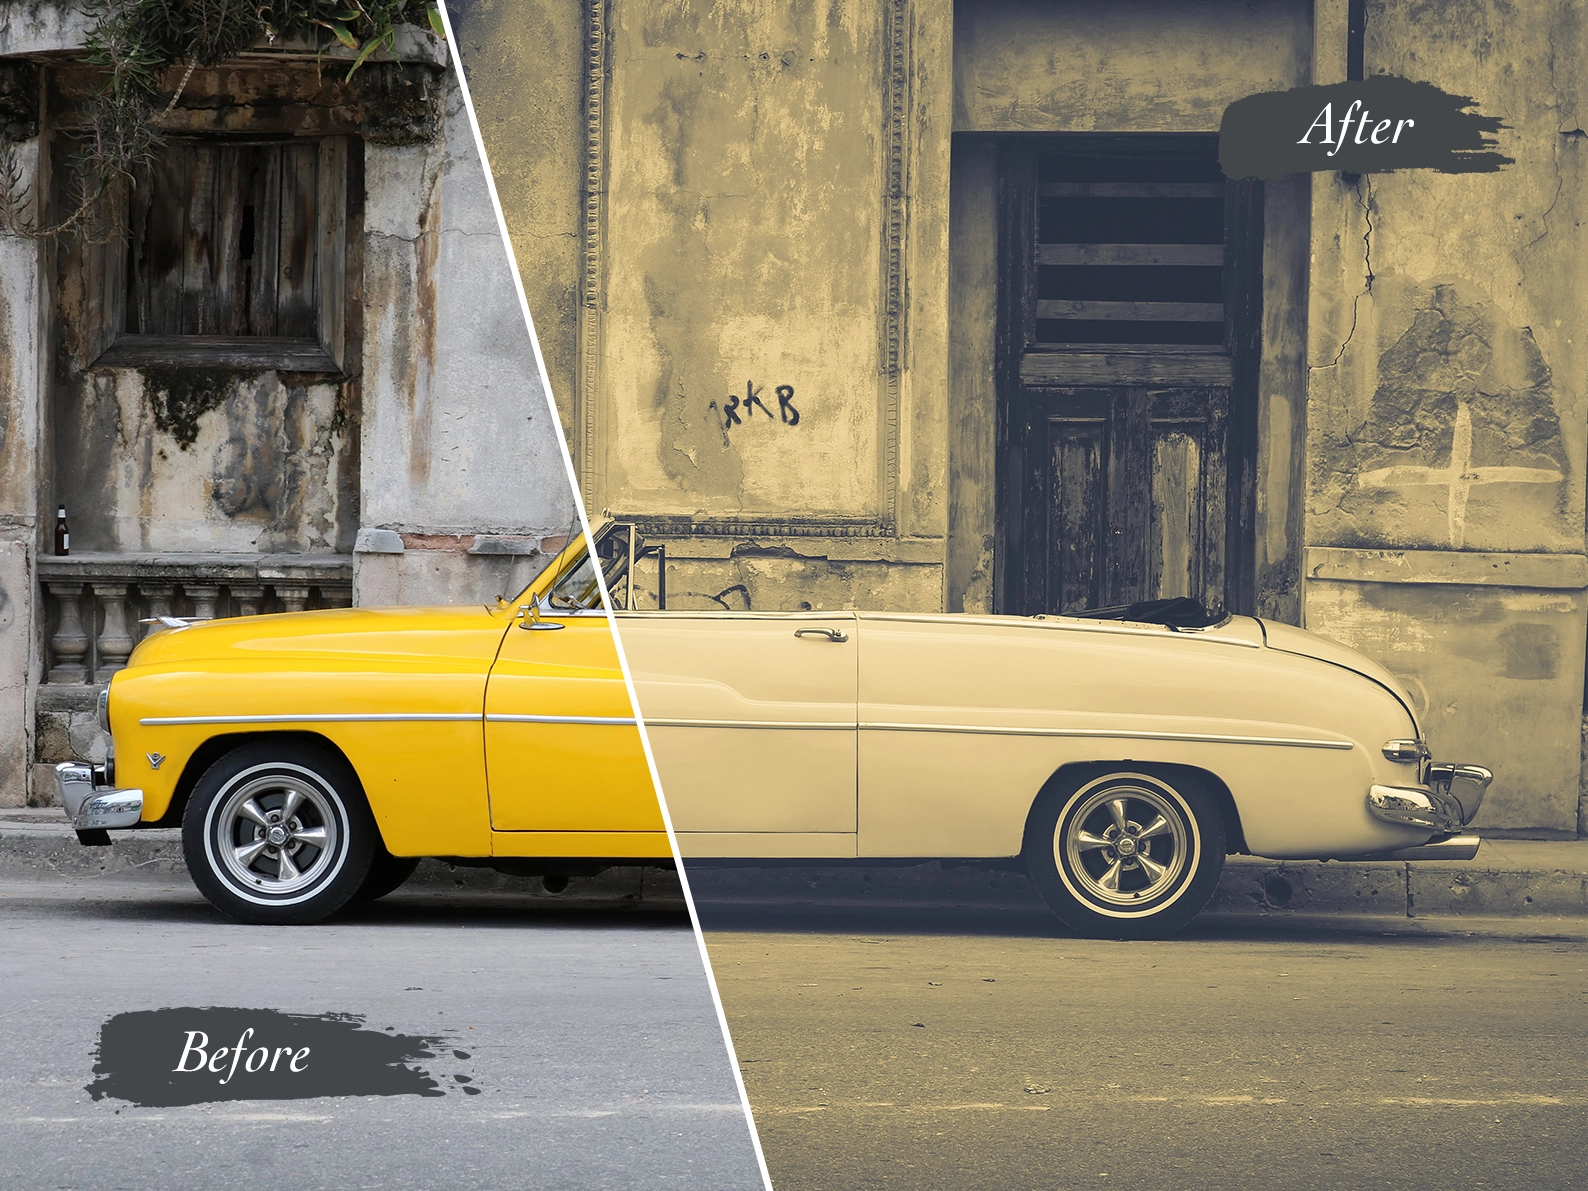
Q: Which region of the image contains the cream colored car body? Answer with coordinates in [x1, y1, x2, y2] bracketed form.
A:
[617, 608, 1439, 862]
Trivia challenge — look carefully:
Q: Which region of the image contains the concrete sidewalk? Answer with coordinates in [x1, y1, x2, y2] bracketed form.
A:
[0, 809, 684, 905]
[5, 808, 1585, 919]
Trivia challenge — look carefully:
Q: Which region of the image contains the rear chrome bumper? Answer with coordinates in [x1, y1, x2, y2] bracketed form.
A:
[1367, 762, 1492, 836]
[55, 761, 144, 831]
[1351, 834, 1481, 862]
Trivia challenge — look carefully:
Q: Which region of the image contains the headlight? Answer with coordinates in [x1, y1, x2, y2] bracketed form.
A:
[98, 687, 110, 733]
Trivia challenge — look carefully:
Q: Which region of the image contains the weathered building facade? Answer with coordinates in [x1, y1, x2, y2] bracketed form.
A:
[0, 4, 574, 807]
[455, 0, 1586, 832]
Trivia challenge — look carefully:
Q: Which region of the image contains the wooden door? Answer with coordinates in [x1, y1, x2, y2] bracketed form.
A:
[996, 138, 1261, 617]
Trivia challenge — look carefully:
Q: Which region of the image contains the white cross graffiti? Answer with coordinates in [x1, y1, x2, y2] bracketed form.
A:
[1355, 401, 1562, 549]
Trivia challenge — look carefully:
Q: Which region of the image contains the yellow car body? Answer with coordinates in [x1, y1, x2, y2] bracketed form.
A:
[109, 599, 667, 859]
[57, 531, 669, 922]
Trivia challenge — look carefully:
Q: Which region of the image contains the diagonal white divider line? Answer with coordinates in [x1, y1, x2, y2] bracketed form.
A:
[431, 8, 775, 1187]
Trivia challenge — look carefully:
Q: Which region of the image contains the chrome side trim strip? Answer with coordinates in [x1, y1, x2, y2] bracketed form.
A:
[862, 613, 1264, 648]
[859, 722, 1354, 750]
[643, 719, 854, 731]
[487, 714, 637, 726]
[140, 713, 482, 726]
[640, 718, 1354, 750]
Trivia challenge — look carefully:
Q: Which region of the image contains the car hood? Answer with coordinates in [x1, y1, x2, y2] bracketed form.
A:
[126, 604, 511, 669]
[1258, 618, 1420, 728]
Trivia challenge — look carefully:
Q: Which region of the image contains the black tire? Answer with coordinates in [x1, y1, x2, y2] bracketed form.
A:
[182, 741, 376, 925]
[351, 851, 421, 903]
[1025, 767, 1226, 940]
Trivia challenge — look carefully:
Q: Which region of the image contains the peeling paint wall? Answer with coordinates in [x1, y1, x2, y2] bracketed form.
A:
[947, 140, 999, 614]
[355, 70, 576, 606]
[55, 370, 354, 554]
[952, 0, 1313, 134]
[598, 0, 889, 517]
[0, 104, 43, 806]
[1310, 274, 1574, 553]
[1303, 0, 1587, 829]
[447, 0, 586, 453]
[1308, 577, 1586, 832]
[459, 0, 958, 611]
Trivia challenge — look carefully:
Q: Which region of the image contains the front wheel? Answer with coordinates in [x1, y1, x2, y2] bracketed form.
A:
[1025, 769, 1225, 939]
[182, 742, 376, 925]
[351, 851, 421, 904]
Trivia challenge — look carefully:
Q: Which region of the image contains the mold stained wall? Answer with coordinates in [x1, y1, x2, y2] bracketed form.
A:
[1303, 0, 1587, 831]
[948, 0, 1314, 619]
[356, 70, 577, 607]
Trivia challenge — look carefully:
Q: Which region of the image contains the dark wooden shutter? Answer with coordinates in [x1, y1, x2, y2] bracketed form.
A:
[125, 140, 324, 338]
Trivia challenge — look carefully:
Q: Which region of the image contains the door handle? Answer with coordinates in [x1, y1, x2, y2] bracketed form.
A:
[794, 627, 848, 643]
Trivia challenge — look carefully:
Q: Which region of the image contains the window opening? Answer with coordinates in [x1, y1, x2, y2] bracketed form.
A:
[1035, 148, 1227, 349]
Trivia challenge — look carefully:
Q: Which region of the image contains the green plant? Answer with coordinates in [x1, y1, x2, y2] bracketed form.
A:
[1, 0, 442, 239]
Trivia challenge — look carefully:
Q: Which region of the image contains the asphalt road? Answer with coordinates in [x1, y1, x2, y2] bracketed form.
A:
[0, 878, 764, 1191]
[695, 901, 1588, 1191]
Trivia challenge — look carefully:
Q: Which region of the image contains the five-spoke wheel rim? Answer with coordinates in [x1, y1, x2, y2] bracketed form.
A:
[210, 770, 343, 898]
[1058, 781, 1192, 909]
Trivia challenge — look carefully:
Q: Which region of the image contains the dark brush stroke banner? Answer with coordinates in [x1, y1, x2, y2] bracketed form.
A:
[87, 1007, 477, 1107]
[1220, 76, 1512, 180]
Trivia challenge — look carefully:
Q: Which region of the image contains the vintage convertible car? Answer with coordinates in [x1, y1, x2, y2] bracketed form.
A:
[60, 521, 1491, 937]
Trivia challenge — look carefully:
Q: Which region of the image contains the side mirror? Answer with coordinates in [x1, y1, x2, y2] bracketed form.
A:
[517, 597, 565, 630]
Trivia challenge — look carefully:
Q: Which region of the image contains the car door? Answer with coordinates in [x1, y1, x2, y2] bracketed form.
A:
[618, 612, 859, 857]
[483, 609, 664, 837]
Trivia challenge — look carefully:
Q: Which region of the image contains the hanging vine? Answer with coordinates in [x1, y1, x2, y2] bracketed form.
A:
[1, 0, 444, 239]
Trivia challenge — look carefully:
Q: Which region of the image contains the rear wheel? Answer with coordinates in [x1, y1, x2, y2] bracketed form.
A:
[182, 742, 375, 925]
[1025, 768, 1225, 939]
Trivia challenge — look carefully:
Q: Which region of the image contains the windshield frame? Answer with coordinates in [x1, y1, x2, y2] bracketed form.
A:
[504, 518, 643, 617]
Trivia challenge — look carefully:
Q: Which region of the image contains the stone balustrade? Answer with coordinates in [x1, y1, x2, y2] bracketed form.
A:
[37, 554, 353, 686]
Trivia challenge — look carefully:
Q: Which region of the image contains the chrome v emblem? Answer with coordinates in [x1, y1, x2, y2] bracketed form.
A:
[147, 753, 166, 770]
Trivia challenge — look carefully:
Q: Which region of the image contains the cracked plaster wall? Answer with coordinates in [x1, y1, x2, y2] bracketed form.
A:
[354, 68, 576, 606]
[1303, 0, 1587, 830]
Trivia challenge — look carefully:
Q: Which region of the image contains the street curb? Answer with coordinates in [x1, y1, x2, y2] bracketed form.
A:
[0, 822, 684, 903]
[3, 818, 1584, 919]
[685, 841, 1588, 920]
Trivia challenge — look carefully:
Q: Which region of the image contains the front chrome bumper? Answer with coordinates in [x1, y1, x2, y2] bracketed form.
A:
[55, 761, 144, 831]
[1368, 762, 1492, 835]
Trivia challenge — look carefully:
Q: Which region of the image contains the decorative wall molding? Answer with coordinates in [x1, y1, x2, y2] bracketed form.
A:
[625, 516, 898, 540]
[877, 0, 910, 535]
[578, 0, 608, 510]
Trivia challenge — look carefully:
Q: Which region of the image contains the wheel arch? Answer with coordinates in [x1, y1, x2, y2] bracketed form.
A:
[1022, 760, 1248, 859]
[154, 730, 366, 829]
